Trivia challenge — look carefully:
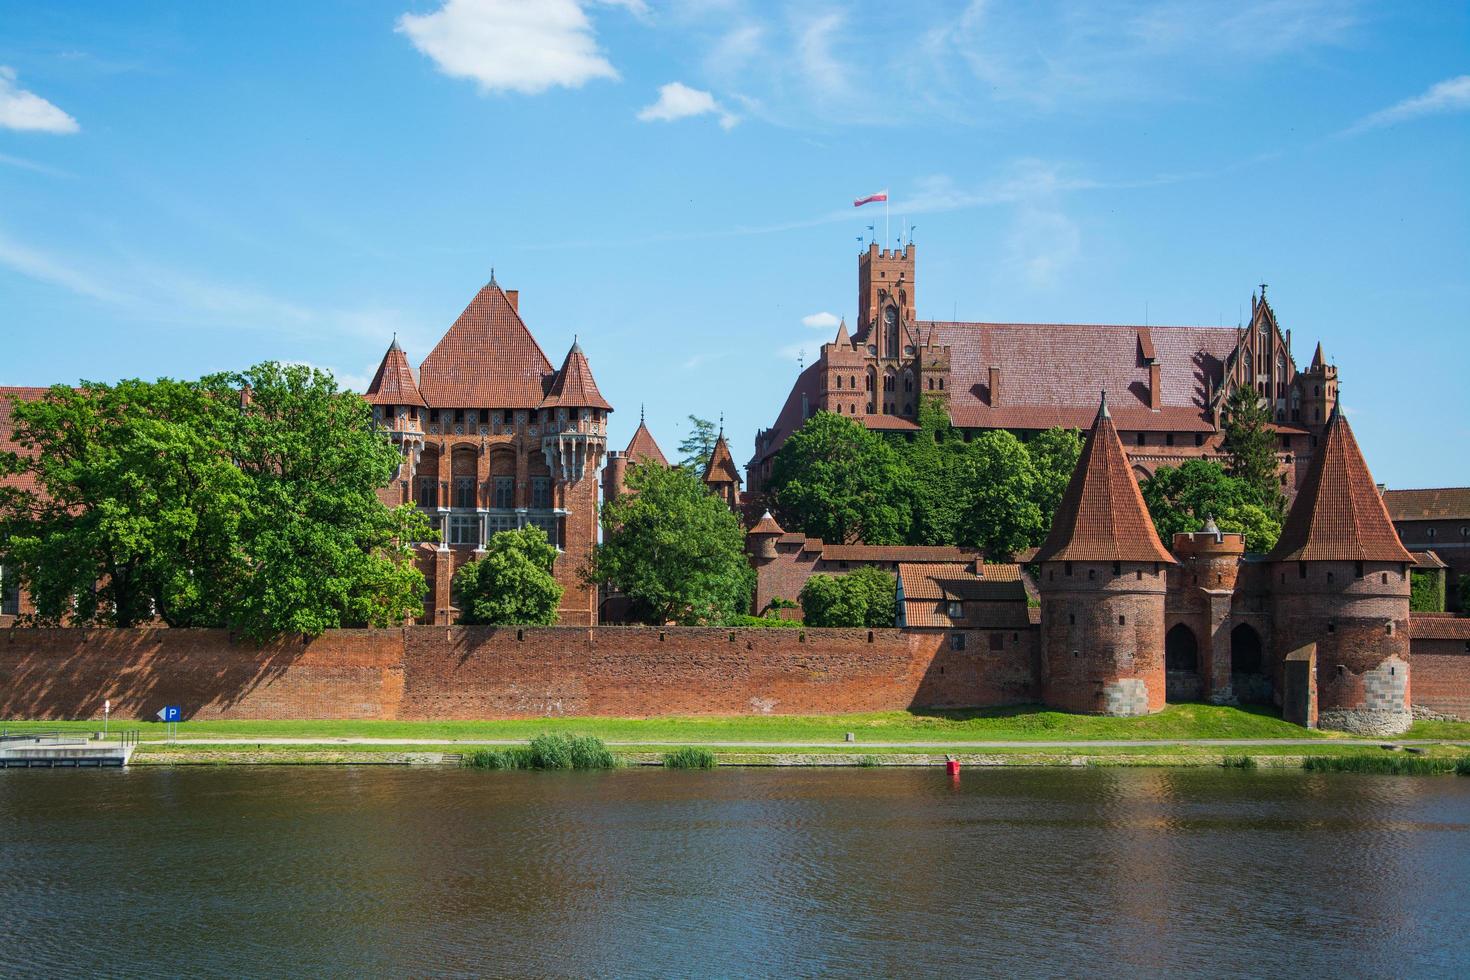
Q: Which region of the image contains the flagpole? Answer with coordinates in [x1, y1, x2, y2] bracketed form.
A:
[885, 193, 890, 249]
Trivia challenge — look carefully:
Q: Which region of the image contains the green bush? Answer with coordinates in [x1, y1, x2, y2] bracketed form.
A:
[855, 755, 881, 768]
[1409, 569, 1446, 613]
[462, 733, 618, 770]
[662, 746, 717, 769]
[723, 614, 801, 628]
[1222, 755, 1257, 769]
[800, 565, 896, 627]
[1303, 754, 1459, 775]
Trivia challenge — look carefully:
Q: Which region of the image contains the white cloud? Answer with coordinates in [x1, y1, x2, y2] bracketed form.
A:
[637, 81, 738, 128]
[0, 66, 79, 133]
[801, 311, 840, 330]
[396, 0, 619, 95]
[1343, 75, 1470, 135]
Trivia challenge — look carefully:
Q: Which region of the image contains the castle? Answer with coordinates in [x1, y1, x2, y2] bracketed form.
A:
[748, 244, 1338, 496]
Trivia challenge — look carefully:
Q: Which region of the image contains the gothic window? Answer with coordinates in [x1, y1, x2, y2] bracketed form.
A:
[835, 375, 842, 389]
[416, 478, 437, 509]
[938, 378, 944, 390]
[531, 476, 552, 510]
[453, 477, 475, 509]
[903, 370, 913, 393]
[1242, 349, 1252, 381]
[865, 370, 874, 392]
[884, 306, 899, 357]
[494, 476, 515, 509]
[928, 378, 934, 390]
[448, 514, 480, 546]
[850, 376, 856, 388]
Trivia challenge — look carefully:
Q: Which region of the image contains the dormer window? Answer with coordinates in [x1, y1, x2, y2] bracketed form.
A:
[946, 601, 963, 619]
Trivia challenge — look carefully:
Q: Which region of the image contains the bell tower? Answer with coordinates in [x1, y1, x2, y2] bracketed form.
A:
[857, 243, 916, 356]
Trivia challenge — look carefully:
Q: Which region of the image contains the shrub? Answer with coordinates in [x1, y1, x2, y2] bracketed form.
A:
[454, 526, 563, 626]
[800, 565, 896, 627]
[855, 755, 881, 768]
[462, 733, 617, 770]
[723, 614, 802, 628]
[662, 746, 717, 769]
[1222, 755, 1257, 769]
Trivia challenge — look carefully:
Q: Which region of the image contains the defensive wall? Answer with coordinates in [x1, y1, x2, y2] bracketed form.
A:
[1, 621, 1463, 722]
[0, 626, 1039, 721]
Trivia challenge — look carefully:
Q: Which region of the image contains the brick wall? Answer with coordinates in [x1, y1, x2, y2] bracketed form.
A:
[0, 626, 1037, 721]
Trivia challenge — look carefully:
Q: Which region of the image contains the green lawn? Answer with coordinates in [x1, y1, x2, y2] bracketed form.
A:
[8, 704, 1469, 746]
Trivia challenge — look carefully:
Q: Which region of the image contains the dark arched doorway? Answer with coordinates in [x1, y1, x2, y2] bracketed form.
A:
[1230, 623, 1270, 704]
[1165, 623, 1201, 702]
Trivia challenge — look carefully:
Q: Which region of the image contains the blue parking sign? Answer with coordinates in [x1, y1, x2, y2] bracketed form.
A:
[157, 706, 182, 723]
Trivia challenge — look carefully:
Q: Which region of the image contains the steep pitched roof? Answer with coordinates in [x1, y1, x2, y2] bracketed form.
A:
[749, 510, 784, 535]
[898, 562, 1029, 627]
[624, 418, 667, 466]
[1267, 409, 1413, 563]
[703, 434, 742, 486]
[363, 339, 426, 407]
[1310, 342, 1327, 371]
[1382, 487, 1470, 522]
[417, 282, 553, 408]
[1033, 393, 1176, 564]
[541, 341, 612, 411]
[834, 318, 851, 347]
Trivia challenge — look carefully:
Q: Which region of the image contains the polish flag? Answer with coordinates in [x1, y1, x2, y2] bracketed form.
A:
[853, 190, 888, 207]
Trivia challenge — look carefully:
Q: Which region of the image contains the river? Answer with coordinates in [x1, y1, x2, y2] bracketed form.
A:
[1, 766, 1467, 977]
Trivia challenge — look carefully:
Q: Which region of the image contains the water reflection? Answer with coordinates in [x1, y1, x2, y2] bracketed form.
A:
[1, 767, 1467, 977]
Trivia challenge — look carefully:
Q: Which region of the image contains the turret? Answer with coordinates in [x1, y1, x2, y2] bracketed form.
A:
[702, 429, 742, 512]
[363, 338, 427, 505]
[1034, 392, 1176, 716]
[1267, 407, 1413, 734]
[540, 340, 611, 483]
[747, 510, 784, 560]
[603, 408, 666, 502]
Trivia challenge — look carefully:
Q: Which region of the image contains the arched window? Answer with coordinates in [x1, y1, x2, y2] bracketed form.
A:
[850, 376, 856, 389]
[865, 368, 875, 393]
[903, 370, 913, 393]
[1243, 349, 1252, 381]
[884, 307, 899, 357]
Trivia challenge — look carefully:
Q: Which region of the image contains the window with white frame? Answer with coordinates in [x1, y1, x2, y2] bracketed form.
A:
[448, 514, 481, 546]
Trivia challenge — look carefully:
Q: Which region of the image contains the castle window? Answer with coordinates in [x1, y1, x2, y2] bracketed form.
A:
[850, 376, 856, 388]
[928, 378, 934, 390]
[448, 513, 480, 546]
[1326, 571, 1334, 583]
[989, 633, 1004, 651]
[1427, 527, 1437, 539]
[949, 632, 965, 651]
[1327, 623, 1335, 633]
[1195, 433, 1204, 447]
[1299, 562, 1307, 579]
[531, 477, 551, 510]
[1165, 433, 1174, 447]
[938, 378, 944, 390]
[1088, 569, 1095, 580]
[1119, 616, 1126, 626]
[453, 477, 475, 509]
[1386, 623, 1394, 636]
[1064, 562, 1073, 576]
[416, 479, 436, 509]
[454, 409, 465, 424]
[835, 376, 842, 389]
[903, 371, 913, 392]
[1069, 613, 1076, 625]
[884, 307, 899, 357]
[493, 477, 515, 509]
[947, 601, 963, 619]
[1136, 432, 1146, 447]
[503, 410, 513, 424]
[1136, 570, 1143, 581]
[1355, 561, 1364, 579]
[1382, 573, 1388, 585]
[1112, 561, 1121, 576]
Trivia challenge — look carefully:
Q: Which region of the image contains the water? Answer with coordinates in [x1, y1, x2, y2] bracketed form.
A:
[2, 766, 1467, 978]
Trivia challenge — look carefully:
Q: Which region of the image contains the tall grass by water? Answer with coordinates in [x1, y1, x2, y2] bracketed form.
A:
[463, 733, 618, 770]
[662, 747, 718, 769]
[1302, 754, 1470, 776]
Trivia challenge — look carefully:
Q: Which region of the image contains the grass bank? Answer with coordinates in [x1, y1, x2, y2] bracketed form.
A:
[2, 703, 1379, 743]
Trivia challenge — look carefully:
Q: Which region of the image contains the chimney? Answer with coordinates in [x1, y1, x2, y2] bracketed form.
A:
[972, 557, 985, 576]
[988, 366, 1001, 406]
[1148, 362, 1162, 410]
[505, 289, 519, 312]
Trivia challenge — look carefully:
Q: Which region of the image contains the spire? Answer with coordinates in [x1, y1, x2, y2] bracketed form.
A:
[541, 339, 612, 410]
[364, 338, 426, 407]
[640, 403, 645, 423]
[1097, 389, 1110, 420]
[488, 267, 497, 287]
[1033, 394, 1175, 564]
[1310, 341, 1327, 371]
[834, 318, 851, 347]
[1267, 410, 1412, 563]
[702, 432, 742, 487]
[625, 417, 667, 466]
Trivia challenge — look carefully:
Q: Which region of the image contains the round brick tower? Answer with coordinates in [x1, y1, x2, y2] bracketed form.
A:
[1034, 393, 1177, 716]
[1169, 521, 1247, 703]
[1266, 407, 1413, 735]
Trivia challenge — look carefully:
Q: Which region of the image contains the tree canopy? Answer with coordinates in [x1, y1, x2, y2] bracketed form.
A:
[677, 415, 718, 471]
[1220, 384, 1286, 516]
[0, 364, 430, 638]
[1140, 459, 1283, 553]
[454, 525, 563, 626]
[590, 462, 752, 625]
[765, 412, 910, 545]
[799, 565, 896, 628]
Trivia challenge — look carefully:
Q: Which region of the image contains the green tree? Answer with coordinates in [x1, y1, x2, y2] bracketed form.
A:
[590, 462, 752, 625]
[1140, 459, 1282, 553]
[201, 362, 430, 639]
[799, 565, 896, 627]
[0, 380, 247, 628]
[1221, 384, 1285, 515]
[956, 430, 1043, 559]
[454, 526, 563, 625]
[1408, 569, 1445, 613]
[766, 411, 910, 545]
[1026, 427, 1083, 531]
[893, 396, 967, 546]
[677, 415, 718, 471]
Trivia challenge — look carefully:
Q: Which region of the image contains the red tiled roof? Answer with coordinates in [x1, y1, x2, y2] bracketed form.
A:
[1268, 410, 1413, 563]
[541, 342, 611, 411]
[1411, 551, 1448, 570]
[0, 387, 49, 498]
[703, 434, 742, 486]
[898, 562, 1030, 627]
[1409, 614, 1470, 640]
[823, 544, 980, 563]
[860, 415, 921, 431]
[417, 282, 553, 408]
[363, 340, 426, 407]
[924, 320, 1238, 432]
[749, 510, 784, 535]
[624, 420, 667, 466]
[1033, 394, 1176, 564]
[1382, 487, 1470, 522]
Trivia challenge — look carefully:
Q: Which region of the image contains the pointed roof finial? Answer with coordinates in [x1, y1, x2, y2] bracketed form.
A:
[1259, 282, 1268, 301]
[1098, 389, 1110, 420]
[390, 332, 401, 351]
[718, 411, 724, 437]
[489, 267, 497, 287]
[640, 403, 645, 423]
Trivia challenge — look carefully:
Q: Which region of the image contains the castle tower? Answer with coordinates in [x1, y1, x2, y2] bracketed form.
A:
[540, 339, 612, 625]
[1034, 392, 1176, 716]
[1294, 342, 1338, 428]
[857, 242, 916, 350]
[746, 510, 785, 614]
[818, 319, 866, 418]
[1266, 406, 1413, 734]
[364, 337, 427, 507]
[1169, 519, 1248, 704]
[703, 431, 743, 512]
[602, 408, 666, 503]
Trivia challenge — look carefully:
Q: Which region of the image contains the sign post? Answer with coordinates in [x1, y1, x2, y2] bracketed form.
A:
[157, 705, 182, 742]
[103, 698, 110, 739]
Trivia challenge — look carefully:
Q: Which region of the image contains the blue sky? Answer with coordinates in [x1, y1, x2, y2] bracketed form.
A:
[1, 0, 1466, 488]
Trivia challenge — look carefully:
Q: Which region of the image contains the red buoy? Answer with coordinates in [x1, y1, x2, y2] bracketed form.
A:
[945, 756, 961, 776]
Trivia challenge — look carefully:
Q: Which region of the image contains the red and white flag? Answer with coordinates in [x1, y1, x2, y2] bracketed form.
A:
[853, 190, 888, 207]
